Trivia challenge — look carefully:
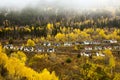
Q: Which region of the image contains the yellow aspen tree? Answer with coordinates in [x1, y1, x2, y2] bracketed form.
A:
[99, 29, 106, 39]
[27, 39, 35, 46]
[55, 33, 66, 42]
[109, 56, 115, 74]
[46, 23, 54, 35]
[10, 51, 27, 64]
[103, 49, 115, 74]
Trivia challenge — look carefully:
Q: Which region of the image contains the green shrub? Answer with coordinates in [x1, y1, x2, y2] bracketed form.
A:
[66, 58, 72, 63]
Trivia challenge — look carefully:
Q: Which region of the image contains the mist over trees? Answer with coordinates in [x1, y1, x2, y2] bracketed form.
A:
[0, 7, 120, 27]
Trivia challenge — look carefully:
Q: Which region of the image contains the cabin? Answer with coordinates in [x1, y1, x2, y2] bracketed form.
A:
[103, 46, 112, 50]
[82, 41, 92, 45]
[64, 42, 72, 46]
[35, 48, 44, 52]
[96, 52, 105, 57]
[103, 40, 117, 44]
[92, 40, 101, 45]
[23, 46, 34, 52]
[47, 48, 55, 53]
[94, 46, 102, 50]
[43, 42, 51, 46]
[84, 46, 92, 50]
[3, 44, 14, 50]
[17, 46, 24, 51]
[80, 51, 92, 57]
[74, 42, 82, 45]
[54, 43, 61, 47]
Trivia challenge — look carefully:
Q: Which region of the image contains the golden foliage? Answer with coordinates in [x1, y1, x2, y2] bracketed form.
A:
[47, 23, 54, 30]
[113, 73, 120, 80]
[99, 29, 106, 39]
[109, 56, 115, 68]
[0, 52, 8, 65]
[0, 45, 59, 80]
[55, 33, 65, 42]
[10, 51, 27, 64]
[40, 69, 58, 80]
[27, 39, 35, 46]
[103, 49, 112, 57]
[0, 45, 8, 65]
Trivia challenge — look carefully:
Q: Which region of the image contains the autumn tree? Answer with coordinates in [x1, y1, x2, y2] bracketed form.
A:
[0, 45, 59, 80]
[55, 33, 66, 42]
[79, 31, 90, 40]
[107, 29, 120, 40]
[66, 32, 77, 41]
[46, 23, 54, 35]
[26, 39, 35, 46]
[98, 29, 106, 39]
[109, 56, 115, 74]
[103, 49, 115, 74]
[46, 34, 54, 41]
[10, 51, 27, 64]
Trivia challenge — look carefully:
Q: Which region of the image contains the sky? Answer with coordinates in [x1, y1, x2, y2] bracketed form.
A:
[0, 0, 120, 9]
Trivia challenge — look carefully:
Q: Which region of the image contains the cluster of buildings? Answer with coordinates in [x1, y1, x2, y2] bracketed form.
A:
[3, 44, 55, 53]
[3, 39, 120, 57]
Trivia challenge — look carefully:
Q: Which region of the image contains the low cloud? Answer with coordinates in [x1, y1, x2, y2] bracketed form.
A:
[0, 0, 120, 10]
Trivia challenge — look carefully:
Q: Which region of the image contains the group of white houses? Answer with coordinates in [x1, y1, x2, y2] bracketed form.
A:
[3, 44, 55, 53]
[42, 39, 118, 47]
[3, 39, 119, 54]
[76, 40, 118, 45]
[80, 51, 105, 57]
[3, 44, 107, 57]
[84, 45, 120, 51]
